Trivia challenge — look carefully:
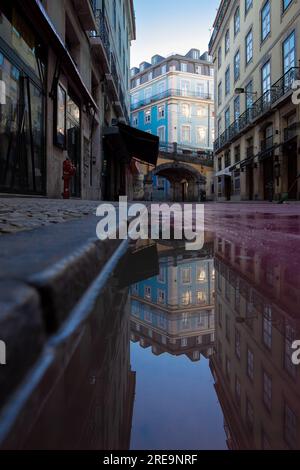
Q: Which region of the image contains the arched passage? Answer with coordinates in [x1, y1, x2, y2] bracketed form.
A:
[148, 162, 206, 202]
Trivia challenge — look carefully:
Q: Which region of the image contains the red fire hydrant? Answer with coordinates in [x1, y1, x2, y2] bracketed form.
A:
[62, 158, 76, 199]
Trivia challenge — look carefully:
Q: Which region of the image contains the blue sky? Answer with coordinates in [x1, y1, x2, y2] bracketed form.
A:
[130, 0, 221, 68]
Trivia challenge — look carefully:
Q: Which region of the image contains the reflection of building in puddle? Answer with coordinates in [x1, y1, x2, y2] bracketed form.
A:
[130, 242, 215, 362]
[210, 236, 300, 450]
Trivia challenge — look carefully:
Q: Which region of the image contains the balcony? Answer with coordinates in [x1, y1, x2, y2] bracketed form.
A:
[73, 0, 97, 30]
[89, 9, 110, 71]
[213, 67, 300, 155]
[159, 142, 214, 167]
[131, 89, 213, 111]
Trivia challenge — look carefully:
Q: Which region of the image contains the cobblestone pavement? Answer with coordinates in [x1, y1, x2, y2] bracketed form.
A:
[0, 197, 100, 234]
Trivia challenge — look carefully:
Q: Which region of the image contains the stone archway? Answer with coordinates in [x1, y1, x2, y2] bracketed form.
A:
[148, 162, 206, 202]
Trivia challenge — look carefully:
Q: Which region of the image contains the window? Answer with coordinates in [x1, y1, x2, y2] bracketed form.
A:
[158, 81, 166, 96]
[245, 29, 253, 64]
[284, 401, 297, 449]
[181, 62, 188, 72]
[157, 126, 166, 142]
[181, 337, 188, 347]
[225, 108, 230, 130]
[217, 118, 222, 137]
[218, 303, 223, 327]
[181, 267, 191, 283]
[158, 289, 166, 304]
[145, 87, 152, 103]
[181, 103, 191, 118]
[245, 0, 253, 14]
[225, 29, 230, 55]
[225, 67, 230, 95]
[245, 80, 253, 109]
[197, 267, 206, 282]
[181, 80, 190, 96]
[218, 46, 222, 69]
[218, 82, 222, 107]
[136, 77, 140, 87]
[158, 104, 165, 119]
[132, 114, 138, 127]
[158, 267, 166, 282]
[144, 286, 151, 299]
[161, 64, 167, 74]
[247, 347, 254, 380]
[181, 125, 191, 142]
[196, 106, 206, 117]
[234, 7, 240, 36]
[283, 31, 296, 74]
[262, 60, 271, 94]
[55, 84, 67, 148]
[263, 370, 272, 411]
[234, 50, 240, 81]
[196, 82, 205, 97]
[283, 0, 293, 12]
[196, 127, 206, 145]
[148, 71, 153, 81]
[145, 109, 151, 124]
[195, 65, 202, 74]
[182, 290, 192, 305]
[263, 306, 272, 349]
[197, 291, 207, 304]
[235, 328, 241, 359]
[261, 0, 271, 42]
[234, 96, 240, 121]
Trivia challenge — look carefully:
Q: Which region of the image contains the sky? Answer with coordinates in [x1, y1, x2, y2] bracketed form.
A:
[130, 0, 221, 68]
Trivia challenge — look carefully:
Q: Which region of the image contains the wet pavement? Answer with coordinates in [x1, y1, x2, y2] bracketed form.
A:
[0, 203, 300, 450]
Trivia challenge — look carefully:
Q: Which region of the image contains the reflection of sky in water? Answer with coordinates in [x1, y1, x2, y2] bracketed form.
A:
[130, 341, 227, 450]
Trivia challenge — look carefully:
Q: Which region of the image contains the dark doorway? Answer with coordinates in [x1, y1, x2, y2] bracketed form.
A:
[287, 140, 298, 200]
[263, 157, 274, 201]
[224, 176, 231, 201]
[246, 166, 254, 200]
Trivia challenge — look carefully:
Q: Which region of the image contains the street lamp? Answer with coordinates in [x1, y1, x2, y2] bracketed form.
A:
[234, 88, 258, 98]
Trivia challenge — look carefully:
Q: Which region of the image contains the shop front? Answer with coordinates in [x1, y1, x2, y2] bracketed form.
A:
[0, 1, 46, 195]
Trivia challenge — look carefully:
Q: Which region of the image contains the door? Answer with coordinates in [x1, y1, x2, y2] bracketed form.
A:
[224, 175, 231, 201]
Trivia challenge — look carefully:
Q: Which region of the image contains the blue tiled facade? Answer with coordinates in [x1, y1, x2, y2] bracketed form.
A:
[130, 49, 214, 200]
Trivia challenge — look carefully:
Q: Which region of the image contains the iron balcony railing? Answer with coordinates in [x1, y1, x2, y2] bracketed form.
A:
[90, 9, 110, 59]
[131, 89, 213, 111]
[213, 67, 300, 154]
[89, 9, 130, 122]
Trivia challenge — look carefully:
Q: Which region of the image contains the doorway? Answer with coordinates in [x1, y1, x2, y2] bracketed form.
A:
[263, 157, 274, 201]
[287, 140, 298, 200]
[246, 166, 254, 200]
[67, 95, 81, 197]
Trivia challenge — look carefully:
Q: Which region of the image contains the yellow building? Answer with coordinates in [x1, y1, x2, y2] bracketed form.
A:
[209, 0, 300, 201]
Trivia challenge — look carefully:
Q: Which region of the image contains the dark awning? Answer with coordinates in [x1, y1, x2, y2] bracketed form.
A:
[103, 123, 159, 166]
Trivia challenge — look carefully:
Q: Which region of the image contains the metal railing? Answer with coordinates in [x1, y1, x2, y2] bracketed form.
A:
[213, 67, 299, 154]
[89, 9, 130, 122]
[131, 88, 213, 111]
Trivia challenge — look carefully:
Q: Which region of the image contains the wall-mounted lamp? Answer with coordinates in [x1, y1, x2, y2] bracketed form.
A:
[235, 88, 258, 98]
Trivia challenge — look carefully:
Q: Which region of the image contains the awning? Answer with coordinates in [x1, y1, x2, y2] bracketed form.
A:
[27, 0, 98, 111]
[103, 123, 159, 166]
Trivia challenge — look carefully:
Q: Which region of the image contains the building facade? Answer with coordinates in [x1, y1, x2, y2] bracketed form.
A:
[209, 0, 300, 202]
[130, 241, 215, 361]
[130, 49, 215, 200]
[0, 0, 136, 200]
[211, 219, 300, 449]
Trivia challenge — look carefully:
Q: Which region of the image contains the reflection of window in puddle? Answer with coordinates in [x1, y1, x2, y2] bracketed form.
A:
[157, 289, 166, 304]
[144, 286, 151, 300]
[197, 291, 207, 304]
[181, 267, 191, 284]
[197, 268, 207, 282]
[181, 290, 192, 305]
[181, 338, 188, 347]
